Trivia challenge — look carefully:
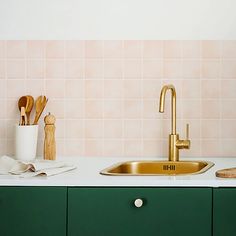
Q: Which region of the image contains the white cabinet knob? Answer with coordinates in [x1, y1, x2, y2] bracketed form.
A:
[134, 198, 143, 208]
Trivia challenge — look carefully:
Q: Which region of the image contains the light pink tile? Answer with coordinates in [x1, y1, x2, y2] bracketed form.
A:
[181, 80, 200, 99]
[124, 41, 141, 58]
[104, 41, 123, 58]
[182, 41, 201, 58]
[201, 60, 220, 79]
[143, 140, 162, 157]
[221, 80, 236, 99]
[201, 100, 220, 119]
[85, 79, 103, 99]
[46, 41, 64, 58]
[65, 120, 84, 138]
[65, 100, 84, 119]
[0, 101, 6, 119]
[201, 80, 220, 99]
[0, 41, 5, 58]
[27, 60, 44, 78]
[6, 80, 25, 99]
[45, 79, 65, 98]
[25, 79, 44, 97]
[104, 100, 123, 119]
[103, 140, 124, 157]
[221, 100, 236, 119]
[6, 100, 18, 119]
[124, 120, 142, 138]
[0, 60, 5, 78]
[46, 99, 65, 119]
[124, 79, 141, 99]
[164, 41, 182, 58]
[124, 100, 142, 119]
[182, 100, 201, 119]
[85, 41, 103, 58]
[27, 41, 45, 58]
[222, 60, 236, 78]
[66, 60, 84, 78]
[124, 139, 142, 157]
[143, 100, 160, 119]
[54, 119, 65, 138]
[0, 79, 6, 99]
[104, 59, 123, 78]
[85, 139, 103, 156]
[56, 139, 65, 157]
[7, 41, 26, 58]
[65, 80, 84, 98]
[221, 140, 236, 157]
[143, 40, 163, 58]
[85, 59, 103, 78]
[104, 79, 123, 99]
[143, 60, 163, 78]
[163, 60, 182, 78]
[182, 60, 200, 78]
[201, 120, 220, 139]
[6, 139, 14, 156]
[7, 60, 26, 78]
[161, 119, 173, 139]
[161, 95, 182, 119]
[85, 100, 103, 119]
[221, 120, 236, 138]
[201, 140, 221, 157]
[65, 139, 84, 156]
[124, 59, 142, 78]
[222, 41, 236, 58]
[143, 119, 162, 139]
[104, 120, 123, 138]
[65, 40, 85, 58]
[85, 120, 103, 138]
[0, 140, 6, 156]
[143, 79, 162, 99]
[202, 41, 221, 58]
[46, 60, 65, 78]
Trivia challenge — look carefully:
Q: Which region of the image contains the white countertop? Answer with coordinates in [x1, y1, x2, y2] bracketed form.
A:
[1, 157, 236, 187]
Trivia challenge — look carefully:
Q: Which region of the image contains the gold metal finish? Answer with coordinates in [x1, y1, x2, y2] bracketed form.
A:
[100, 160, 214, 176]
[159, 84, 190, 161]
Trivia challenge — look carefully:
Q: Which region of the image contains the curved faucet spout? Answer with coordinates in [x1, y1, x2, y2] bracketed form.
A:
[159, 84, 176, 134]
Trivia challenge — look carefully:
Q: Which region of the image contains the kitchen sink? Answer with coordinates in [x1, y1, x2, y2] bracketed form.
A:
[100, 160, 214, 176]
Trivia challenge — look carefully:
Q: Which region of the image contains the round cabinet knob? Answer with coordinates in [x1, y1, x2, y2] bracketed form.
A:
[134, 198, 143, 208]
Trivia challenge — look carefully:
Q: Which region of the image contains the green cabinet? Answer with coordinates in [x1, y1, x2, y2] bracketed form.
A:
[213, 188, 236, 236]
[68, 187, 212, 236]
[0, 187, 67, 236]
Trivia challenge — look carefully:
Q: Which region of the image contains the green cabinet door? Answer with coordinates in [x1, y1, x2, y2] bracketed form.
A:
[0, 187, 67, 236]
[213, 188, 236, 236]
[68, 187, 212, 236]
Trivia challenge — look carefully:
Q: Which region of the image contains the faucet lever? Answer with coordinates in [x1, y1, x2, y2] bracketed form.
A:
[186, 124, 189, 140]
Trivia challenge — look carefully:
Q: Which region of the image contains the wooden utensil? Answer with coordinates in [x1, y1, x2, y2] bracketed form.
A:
[20, 107, 27, 125]
[33, 96, 48, 125]
[18, 96, 28, 125]
[25, 95, 34, 125]
[216, 167, 236, 178]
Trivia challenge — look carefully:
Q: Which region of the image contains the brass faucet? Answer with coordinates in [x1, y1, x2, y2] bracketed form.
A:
[159, 84, 190, 161]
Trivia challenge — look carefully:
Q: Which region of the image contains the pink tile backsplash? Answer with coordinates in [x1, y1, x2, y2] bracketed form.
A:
[1, 40, 236, 157]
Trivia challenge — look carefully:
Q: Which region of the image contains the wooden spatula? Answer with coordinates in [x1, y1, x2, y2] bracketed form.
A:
[25, 95, 34, 125]
[33, 96, 48, 125]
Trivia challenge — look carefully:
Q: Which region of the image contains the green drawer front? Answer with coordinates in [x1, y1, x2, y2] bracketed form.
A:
[68, 187, 212, 236]
[213, 188, 236, 236]
[0, 187, 67, 236]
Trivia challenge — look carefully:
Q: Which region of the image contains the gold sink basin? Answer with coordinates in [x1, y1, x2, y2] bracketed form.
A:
[100, 160, 214, 176]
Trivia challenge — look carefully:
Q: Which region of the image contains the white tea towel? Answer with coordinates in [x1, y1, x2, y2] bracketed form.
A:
[0, 155, 76, 177]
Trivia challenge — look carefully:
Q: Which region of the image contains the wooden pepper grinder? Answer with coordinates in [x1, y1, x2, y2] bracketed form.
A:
[44, 112, 56, 160]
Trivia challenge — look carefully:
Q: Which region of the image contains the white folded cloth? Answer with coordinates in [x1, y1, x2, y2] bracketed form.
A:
[0, 155, 77, 177]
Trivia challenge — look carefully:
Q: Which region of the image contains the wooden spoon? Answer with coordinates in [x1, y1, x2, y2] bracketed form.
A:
[25, 95, 34, 125]
[18, 96, 28, 125]
[33, 96, 48, 125]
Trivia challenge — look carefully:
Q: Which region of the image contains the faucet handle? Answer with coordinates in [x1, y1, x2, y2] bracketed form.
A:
[186, 123, 189, 140]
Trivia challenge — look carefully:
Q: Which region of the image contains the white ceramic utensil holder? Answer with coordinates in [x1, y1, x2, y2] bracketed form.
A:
[15, 124, 38, 161]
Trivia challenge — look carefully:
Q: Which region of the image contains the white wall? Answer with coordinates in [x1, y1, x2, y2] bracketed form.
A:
[0, 0, 235, 39]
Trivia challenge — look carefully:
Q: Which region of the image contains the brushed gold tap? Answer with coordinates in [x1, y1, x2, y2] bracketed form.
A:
[159, 84, 190, 161]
